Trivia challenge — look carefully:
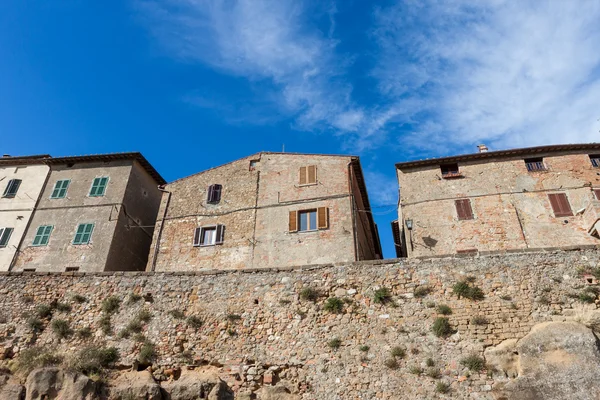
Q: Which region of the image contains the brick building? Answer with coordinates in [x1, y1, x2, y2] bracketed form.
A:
[394, 143, 600, 257]
[0, 155, 51, 271]
[13, 153, 165, 272]
[147, 152, 382, 271]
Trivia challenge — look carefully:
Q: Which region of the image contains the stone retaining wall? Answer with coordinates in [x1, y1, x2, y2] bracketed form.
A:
[1, 249, 599, 399]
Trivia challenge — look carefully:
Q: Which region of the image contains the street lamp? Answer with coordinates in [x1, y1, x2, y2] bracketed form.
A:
[405, 219, 413, 230]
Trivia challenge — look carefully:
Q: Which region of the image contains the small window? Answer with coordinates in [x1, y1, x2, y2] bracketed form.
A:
[0, 227, 14, 247]
[249, 160, 259, 171]
[548, 193, 573, 217]
[455, 199, 474, 220]
[594, 189, 600, 200]
[65, 267, 79, 272]
[193, 225, 225, 246]
[89, 177, 108, 197]
[299, 165, 317, 185]
[590, 155, 600, 168]
[524, 157, 546, 172]
[50, 180, 70, 199]
[32, 225, 53, 246]
[23, 268, 36, 272]
[73, 223, 94, 245]
[207, 184, 222, 204]
[2, 179, 21, 198]
[440, 164, 461, 179]
[289, 207, 329, 232]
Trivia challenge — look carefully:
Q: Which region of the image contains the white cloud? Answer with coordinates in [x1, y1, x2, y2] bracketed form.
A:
[363, 170, 398, 207]
[372, 0, 600, 153]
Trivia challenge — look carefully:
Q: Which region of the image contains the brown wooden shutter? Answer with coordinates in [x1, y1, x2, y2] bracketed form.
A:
[317, 207, 329, 229]
[594, 189, 600, 200]
[455, 199, 473, 220]
[215, 224, 225, 244]
[299, 167, 307, 185]
[289, 211, 298, 232]
[307, 165, 317, 184]
[548, 193, 573, 217]
[193, 227, 201, 246]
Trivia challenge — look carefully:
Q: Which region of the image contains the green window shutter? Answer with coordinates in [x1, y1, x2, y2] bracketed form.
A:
[33, 225, 53, 246]
[74, 223, 94, 244]
[51, 180, 70, 199]
[0, 228, 13, 247]
[89, 177, 108, 197]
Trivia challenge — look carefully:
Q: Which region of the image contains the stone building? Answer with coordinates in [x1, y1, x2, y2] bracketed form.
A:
[147, 152, 382, 271]
[13, 153, 165, 272]
[0, 154, 51, 271]
[394, 143, 600, 257]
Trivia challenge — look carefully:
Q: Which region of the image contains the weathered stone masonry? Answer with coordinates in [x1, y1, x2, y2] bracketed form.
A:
[2, 248, 600, 398]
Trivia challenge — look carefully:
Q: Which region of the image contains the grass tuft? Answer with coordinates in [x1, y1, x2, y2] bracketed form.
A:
[432, 317, 453, 338]
[324, 297, 344, 314]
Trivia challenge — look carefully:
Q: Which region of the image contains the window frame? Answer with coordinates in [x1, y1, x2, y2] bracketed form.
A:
[89, 177, 109, 197]
[455, 199, 474, 221]
[206, 184, 223, 204]
[0, 227, 14, 247]
[2, 179, 22, 198]
[193, 224, 225, 247]
[299, 165, 318, 186]
[590, 155, 600, 168]
[298, 209, 318, 232]
[289, 207, 329, 233]
[50, 179, 70, 199]
[32, 225, 53, 247]
[548, 193, 573, 217]
[440, 163, 462, 179]
[524, 157, 547, 172]
[73, 223, 95, 245]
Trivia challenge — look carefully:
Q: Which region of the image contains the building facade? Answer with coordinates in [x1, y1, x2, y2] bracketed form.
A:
[147, 152, 382, 271]
[0, 155, 51, 271]
[394, 143, 600, 258]
[13, 153, 165, 272]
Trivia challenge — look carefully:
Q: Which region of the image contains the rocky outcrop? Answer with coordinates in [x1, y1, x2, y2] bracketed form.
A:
[489, 321, 600, 400]
[108, 370, 162, 400]
[253, 385, 300, 400]
[24, 367, 99, 400]
[161, 368, 233, 399]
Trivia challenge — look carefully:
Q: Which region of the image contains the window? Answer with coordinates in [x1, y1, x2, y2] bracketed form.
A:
[50, 180, 70, 199]
[193, 225, 225, 246]
[590, 155, 600, 168]
[2, 179, 21, 198]
[289, 207, 329, 232]
[455, 199, 474, 220]
[299, 165, 317, 185]
[548, 193, 573, 217]
[524, 157, 546, 172]
[32, 225, 53, 246]
[89, 177, 108, 197]
[594, 189, 600, 200]
[73, 223, 94, 245]
[65, 267, 79, 272]
[249, 160, 259, 171]
[207, 184, 222, 204]
[0, 227, 13, 247]
[440, 164, 462, 179]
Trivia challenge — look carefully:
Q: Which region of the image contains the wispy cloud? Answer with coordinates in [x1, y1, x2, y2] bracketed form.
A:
[372, 0, 600, 153]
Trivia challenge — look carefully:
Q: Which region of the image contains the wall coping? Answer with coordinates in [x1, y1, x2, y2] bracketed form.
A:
[1, 245, 598, 278]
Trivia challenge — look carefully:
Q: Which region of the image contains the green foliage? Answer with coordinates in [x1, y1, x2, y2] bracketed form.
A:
[384, 358, 399, 369]
[187, 315, 203, 328]
[227, 328, 236, 336]
[414, 286, 431, 298]
[15, 347, 62, 376]
[68, 346, 119, 375]
[435, 382, 450, 394]
[373, 287, 392, 304]
[460, 355, 485, 372]
[426, 368, 441, 379]
[432, 317, 453, 338]
[328, 338, 342, 349]
[168, 309, 185, 319]
[76, 327, 92, 339]
[538, 295, 551, 305]
[226, 314, 242, 322]
[409, 365, 423, 375]
[36, 304, 53, 319]
[579, 292, 596, 303]
[72, 294, 87, 303]
[471, 316, 488, 325]
[55, 302, 72, 312]
[27, 317, 44, 333]
[324, 297, 344, 314]
[452, 281, 484, 300]
[278, 299, 292, 305]
[542, 287, 552, 293]
[101, 296, 121, 314]
[437, 304, 452, 315]
[359, 345, 370, 352]
[127, 292, 143, 304]
[99, 314, 112, 335]
[499, 295, 512, 301]
[300, 287, 319, 302]
[51, 319, 72, 338]
[426, 358, 435, 367]
[391, 346, 406, 359]
[136, 309, 152, 323]
[138, 341, 156, 364]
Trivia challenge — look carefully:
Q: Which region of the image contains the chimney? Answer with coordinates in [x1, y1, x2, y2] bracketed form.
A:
[2, 154, 11, 158]
[477, 144, 488, 153]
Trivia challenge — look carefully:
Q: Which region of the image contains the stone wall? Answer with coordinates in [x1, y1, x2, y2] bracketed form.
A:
[1, 248, 600, 399]
[397, 150, 600, 257]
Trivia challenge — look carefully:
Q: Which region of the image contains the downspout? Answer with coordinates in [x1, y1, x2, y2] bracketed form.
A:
[348, 160, 359, 262]
[150, 186, 171, 272]
[9, 164, 52, 271]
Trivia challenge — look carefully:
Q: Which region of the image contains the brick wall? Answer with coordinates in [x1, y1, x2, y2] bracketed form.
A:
[2, 248, 599, 399]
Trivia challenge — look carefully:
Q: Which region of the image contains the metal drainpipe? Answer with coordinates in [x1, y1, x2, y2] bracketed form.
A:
[150, 186, 171, 272]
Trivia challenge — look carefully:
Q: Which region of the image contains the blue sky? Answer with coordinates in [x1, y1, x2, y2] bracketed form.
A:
[2, 1, 600, 258]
